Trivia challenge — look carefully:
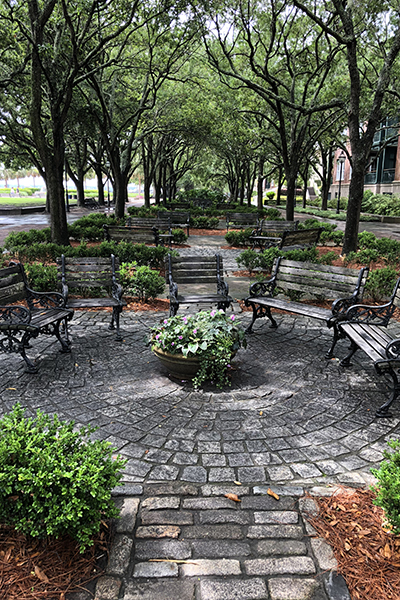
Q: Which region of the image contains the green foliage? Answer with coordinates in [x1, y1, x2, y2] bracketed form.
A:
[0, 404, 126, 551]
[122, 264, 165, 301]
[365, 267, 398, 302]
[225, 228, 254, 246]
[263, 208, 282, 220]
[191, 216, 220, 229]
[265, 191, 275, 201]
[361, 193, 400, 216]
[358, 231, 378, 249]
[176, 188, 225, 206]
[150, 310, 247, 389]
[127, 206, 162, 217]
[24, 263, 58, 291]
[320, 230, 344, 245]
[318, 251, 337, 265]
[4, 228, 51, 251]
[236, 246, 319, 273]
[171, 228, 188, 244]
[68, 214, 120, 241]
[371, 439, 400, 535]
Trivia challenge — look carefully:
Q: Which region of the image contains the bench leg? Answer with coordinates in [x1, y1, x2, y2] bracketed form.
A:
[109, 307, 123, 341]
[54, 321, 71, 353]
[245, 303, 278, 334]
[169, 302, 179, 317]
[325, 324, 346, 359]
[339, 340, 358, 367]
[375, 366, 400, 418]
[20, 332, 39, 373]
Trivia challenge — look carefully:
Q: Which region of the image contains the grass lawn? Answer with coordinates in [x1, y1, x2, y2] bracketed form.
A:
[0, 197, 46, 206]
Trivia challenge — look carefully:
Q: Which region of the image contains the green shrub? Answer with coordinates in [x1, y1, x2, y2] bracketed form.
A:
[225, 229, 254, 246]
[191, 216, 220, 229]
[24, 263, 58, 291]
[171, 228, 188, 244]
[0, 404, 125, 551]
[365, 267, 398, 302]
[371, 439, 400, 535]
[358, 231, 378, 249]
[265, 191, 275, 201]
[344, 248, 380, 266]
[4, 228, 51, 251]
[68, 213, 120, 241]
[320, 230, 344, 245]
[318, 251, 337, 265]
[263, 207, 281, 219]
[123, 264, 165, 301]
[236, 249, 261, 272]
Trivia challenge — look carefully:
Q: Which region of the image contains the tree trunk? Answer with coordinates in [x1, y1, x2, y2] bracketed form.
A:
[285, 170, 297, 221]
[95, 166, 105, 206]
[257, 156, 264, 210]
[342, 157, 364, 255]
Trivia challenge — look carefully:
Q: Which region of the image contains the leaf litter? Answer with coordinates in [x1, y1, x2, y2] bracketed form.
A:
[306, 487, 400, 600]
[0, 522, 110, 599]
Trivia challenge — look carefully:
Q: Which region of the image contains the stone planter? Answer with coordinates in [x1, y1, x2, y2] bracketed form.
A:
[152, 346, 202, 380]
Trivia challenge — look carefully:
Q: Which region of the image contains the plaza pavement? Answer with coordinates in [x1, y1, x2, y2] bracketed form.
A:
[1, 209, 400, 599]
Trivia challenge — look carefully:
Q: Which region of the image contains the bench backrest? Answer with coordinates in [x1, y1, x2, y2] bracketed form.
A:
[157, 212, 190, 227]
[273, 258, 369, 301]
[0, 263, 27, 304]
[57, 255, 120, 289]
[166, 255, 225, 285]
[104, 224, 157, 244]
[226, 213, 260, 229]
[127, 217, 159, 228]
[262, 220, 299, 232]
[279, 227, 323, 249]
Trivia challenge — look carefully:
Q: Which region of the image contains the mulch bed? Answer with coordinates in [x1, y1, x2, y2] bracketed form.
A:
[307, 488, 400, 600]
[0, 523, 110, 599]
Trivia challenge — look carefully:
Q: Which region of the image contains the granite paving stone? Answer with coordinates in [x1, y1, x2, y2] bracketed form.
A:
[3, 237, 399, 600]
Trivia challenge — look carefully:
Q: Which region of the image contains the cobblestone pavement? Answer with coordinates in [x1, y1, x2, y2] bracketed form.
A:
[2, 215, 400, 599]
[1, 307, 400, 599]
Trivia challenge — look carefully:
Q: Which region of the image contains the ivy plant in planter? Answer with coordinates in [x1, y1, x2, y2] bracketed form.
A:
[150, 309, 247, 389]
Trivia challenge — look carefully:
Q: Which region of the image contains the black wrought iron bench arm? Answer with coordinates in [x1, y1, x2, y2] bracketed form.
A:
[0, 305, 32, 325]
[345, 301, 396, 326]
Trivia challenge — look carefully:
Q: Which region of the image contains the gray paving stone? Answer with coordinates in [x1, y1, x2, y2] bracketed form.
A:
[208, 467, 236, 481]
[245, 556, 316, 575]
[124, 581, 195, 600]
[94, 576, 122, 600]
[180, 558, 241, 576]
[201, 484, 250, 496]
[132, 561, 178, 578]
[199, 578, 268, 600]
[237, 466, 266, 482]
[141, 510, 193, 525]
[200, 510, 251, 525]
[201, 453, 227, 466]
[135, 525, 180, 539]
[311, 538, 338, 570]
[106, 534, 133, 576]
[145, 483, 198, 496]
[254, 485, 304, 497]
[134, 539, 191, 560]
[181, 524, 244, 539]
[142, 496, 180, 511]
[115, 497, 140, 533]
[192, 540, 251, 558]
[227, 453, 254, 466]
[182, 497, 236, 510]
[241, 496, 295, 510]
[247, 525, 304, 539]
[268, 577, 319, 600]
[254, 510, 298, 524]
[266, 466, 295, 481]
[291, 463, 323, 478]
[257, 540, 307, 556]
[182, 466, 207, 482]
[147, 465, 180, 480]
[112, 484, 143, 496]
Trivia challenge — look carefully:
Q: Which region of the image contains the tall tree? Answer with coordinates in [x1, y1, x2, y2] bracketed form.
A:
[292, 0, 400, 253]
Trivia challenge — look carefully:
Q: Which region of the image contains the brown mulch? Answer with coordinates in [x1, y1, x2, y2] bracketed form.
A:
[0, 523, 110, 599]
[307, 488, 400, 600]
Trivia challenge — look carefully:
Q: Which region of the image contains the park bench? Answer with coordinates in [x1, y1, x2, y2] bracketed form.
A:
[165, 254, 233, 316]
[277, 227, 323, 250]
[103, 223, 161, 246]
[158, 211, 191, 237]
[84, 197, 100, 209]
[244, 257, 369, 359]
[0, 262, 73, 372]
[57, 255, 125, 340]
[338, 277, 400, 418]
[249, 220, 299, 250]
[127, 217, 173, 246]
[226, 213, 261, 231]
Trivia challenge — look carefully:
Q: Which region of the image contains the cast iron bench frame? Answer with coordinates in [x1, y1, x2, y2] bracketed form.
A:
[158, 211, 191, 237]
[249, 220, 299, 250]
[57, 254, 125, 341]
[165, 254, 233, 317]
[0, 262, 73, 372]
[338, 277, 400, 418]
[244, 257, 369, 358]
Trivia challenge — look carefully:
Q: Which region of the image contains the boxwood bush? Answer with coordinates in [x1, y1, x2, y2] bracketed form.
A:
[0, 404, 126, 551]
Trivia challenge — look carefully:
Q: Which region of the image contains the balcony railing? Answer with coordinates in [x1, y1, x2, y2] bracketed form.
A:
[365, 172, 377, 184]
[382, 169, 395, 183]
